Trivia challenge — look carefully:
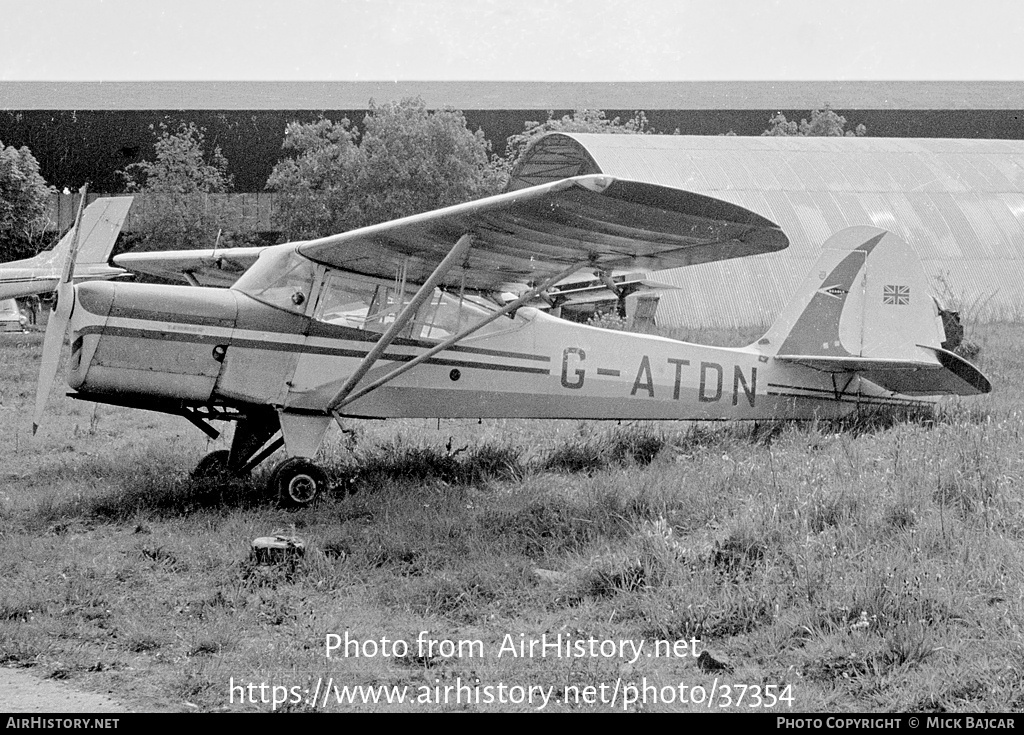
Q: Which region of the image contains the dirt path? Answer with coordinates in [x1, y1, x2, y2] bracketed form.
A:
[0, 667, 132, 713]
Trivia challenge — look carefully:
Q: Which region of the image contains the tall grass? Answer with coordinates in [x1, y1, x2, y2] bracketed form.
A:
[0, 322, 1022, 711]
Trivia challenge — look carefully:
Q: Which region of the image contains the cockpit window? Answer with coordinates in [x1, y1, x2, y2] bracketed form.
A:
[232, 247, 316, 314]
[313, 270, 511, 341]
[414, 290, 504, 340]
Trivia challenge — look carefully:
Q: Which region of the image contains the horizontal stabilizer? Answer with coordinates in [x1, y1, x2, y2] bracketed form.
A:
[918, 346, 992, 395]
[777, 346, 991, 396]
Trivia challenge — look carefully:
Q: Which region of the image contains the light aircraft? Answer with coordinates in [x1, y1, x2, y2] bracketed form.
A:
[32, 174, 991, 507]
[0, 193, 133, 301]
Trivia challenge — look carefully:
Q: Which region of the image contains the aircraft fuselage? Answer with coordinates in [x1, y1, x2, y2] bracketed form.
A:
[67, 281, 928, 424]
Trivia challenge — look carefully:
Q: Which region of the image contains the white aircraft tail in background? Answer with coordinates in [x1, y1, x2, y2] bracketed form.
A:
[0, 195, 133, 301]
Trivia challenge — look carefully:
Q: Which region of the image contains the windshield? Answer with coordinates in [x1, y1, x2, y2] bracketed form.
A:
[232, 247, 316, 314]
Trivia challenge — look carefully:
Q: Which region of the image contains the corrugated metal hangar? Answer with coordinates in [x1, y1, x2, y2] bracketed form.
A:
[511, 133, 1024, 327]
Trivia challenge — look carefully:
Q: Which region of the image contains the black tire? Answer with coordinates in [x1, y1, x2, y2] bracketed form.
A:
[192, 450, 231, 481]
[271, 457, 328, 508]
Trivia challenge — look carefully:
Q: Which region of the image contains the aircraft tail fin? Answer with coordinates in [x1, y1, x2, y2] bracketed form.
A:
[72, 196, 133, 267]
[757, 226, 990, 396]
[10, 196, 133, 273]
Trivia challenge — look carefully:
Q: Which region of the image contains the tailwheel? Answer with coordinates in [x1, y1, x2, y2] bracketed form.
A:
[270, 457, 328, 508]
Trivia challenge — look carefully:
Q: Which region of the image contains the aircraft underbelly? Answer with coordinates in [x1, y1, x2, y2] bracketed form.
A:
[79, 365, 219, 401]
[336, 377, 919, 421]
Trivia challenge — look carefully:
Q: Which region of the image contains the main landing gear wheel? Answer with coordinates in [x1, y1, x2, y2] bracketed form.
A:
[192, 450, 252, 482]
[192, 450, 232, 481]
[270, 457, 328, 508]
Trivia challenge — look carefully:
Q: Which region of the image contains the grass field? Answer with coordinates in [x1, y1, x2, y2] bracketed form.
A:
[1, 321, 1022, 713]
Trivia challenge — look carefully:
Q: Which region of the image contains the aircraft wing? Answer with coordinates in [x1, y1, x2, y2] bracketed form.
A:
[776, 347, 991, 396]
[297, 175, 788, 292]
[114, 246, 265, 287]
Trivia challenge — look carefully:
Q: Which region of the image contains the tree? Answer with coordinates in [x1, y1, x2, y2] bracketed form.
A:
[0, 140, 55, 262]
[504, 109, 651, 172]
[267, 98, 506, 240]
[762, 104, 867, 137]
[264, 118, 362, 241]
[119, 122, 234, 251]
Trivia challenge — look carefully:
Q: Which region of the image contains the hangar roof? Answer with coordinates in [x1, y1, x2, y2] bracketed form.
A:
[511, 133, 1024, 327]
[1, 80, 1022, 110]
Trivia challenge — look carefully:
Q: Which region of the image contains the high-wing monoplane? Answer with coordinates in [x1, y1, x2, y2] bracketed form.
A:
[33, 174, 990, 507]
[0, 193, 133, 301]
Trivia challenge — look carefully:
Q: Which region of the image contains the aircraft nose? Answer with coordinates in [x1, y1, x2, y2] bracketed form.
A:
[67, 281, 239, 401]
[74, 280, 117, 322]
[65, 282, 113, 391]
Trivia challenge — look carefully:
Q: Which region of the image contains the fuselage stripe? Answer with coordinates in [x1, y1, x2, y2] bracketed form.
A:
[79, 325, 552, 376]
[108, 307, 235, 327]
[104, 305, 550, 362]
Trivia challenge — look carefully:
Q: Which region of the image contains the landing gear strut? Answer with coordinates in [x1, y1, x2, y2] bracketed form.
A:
[189, 408, 330, 508]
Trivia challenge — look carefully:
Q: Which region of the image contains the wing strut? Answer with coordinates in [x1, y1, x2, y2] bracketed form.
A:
[326, 233, 475, 413]
[330, 260, 581, 414]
